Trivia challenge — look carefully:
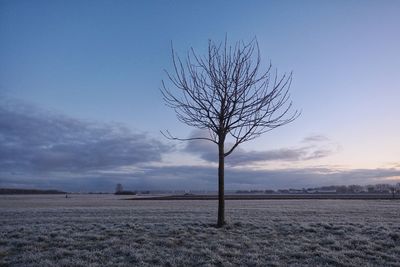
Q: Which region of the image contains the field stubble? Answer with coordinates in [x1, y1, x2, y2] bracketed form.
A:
[0, 195, 399, 266]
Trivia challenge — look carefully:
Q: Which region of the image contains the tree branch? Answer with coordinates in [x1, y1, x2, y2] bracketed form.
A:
[160, 130, 218, 144]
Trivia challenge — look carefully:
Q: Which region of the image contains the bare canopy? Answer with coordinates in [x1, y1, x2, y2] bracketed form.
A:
[161, 38, 299, 227]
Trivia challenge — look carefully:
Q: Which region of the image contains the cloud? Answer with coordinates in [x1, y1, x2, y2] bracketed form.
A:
[0, 101, 171, 175]
[302, 135, 330, 143]
[184, 131, 336, 165]
[226, 147, 333, 165]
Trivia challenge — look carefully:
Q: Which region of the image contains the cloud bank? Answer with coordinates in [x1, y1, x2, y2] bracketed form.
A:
[184, 131, 337, 165]
[1, 102, 398, 192]
[0, 101, 170, 175]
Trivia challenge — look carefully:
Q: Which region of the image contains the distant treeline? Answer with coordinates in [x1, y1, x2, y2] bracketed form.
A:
[0, 188, 66, 194]
[236, 183, 400, 194]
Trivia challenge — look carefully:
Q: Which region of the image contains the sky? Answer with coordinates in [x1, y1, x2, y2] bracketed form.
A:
[1, 0, 400, 192]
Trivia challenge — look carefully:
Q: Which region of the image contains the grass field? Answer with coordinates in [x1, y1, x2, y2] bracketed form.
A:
[1, 195, 399, 266]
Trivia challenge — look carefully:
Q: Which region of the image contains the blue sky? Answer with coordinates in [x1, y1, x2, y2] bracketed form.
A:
[1, 0, 399, 191]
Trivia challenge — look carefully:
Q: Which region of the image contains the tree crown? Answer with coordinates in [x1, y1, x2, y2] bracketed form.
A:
[161, 38, 299, 156]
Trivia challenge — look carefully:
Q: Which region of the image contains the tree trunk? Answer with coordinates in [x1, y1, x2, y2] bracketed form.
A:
[217, 141, 225, 227]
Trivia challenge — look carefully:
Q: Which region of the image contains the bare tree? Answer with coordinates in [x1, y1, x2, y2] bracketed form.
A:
[161, 38, 299, 227]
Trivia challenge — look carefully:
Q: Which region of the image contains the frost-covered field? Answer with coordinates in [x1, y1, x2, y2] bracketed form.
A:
[1, 195, 399, 266]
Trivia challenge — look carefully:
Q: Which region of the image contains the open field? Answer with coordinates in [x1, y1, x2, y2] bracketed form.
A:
[1, 195, 399, 266]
